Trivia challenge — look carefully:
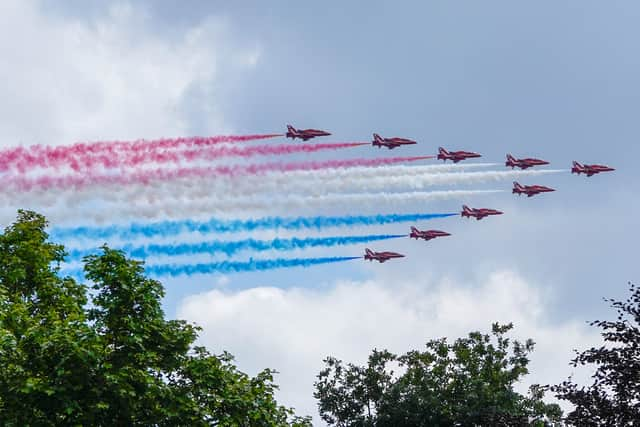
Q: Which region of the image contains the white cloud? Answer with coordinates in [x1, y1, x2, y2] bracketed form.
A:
[178, 270, 600, 423]
[0, 1, 258, 146]
[0, 0, 261, 226]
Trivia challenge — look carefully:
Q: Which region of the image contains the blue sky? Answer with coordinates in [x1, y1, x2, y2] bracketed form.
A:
[2, 1, 638, 422]
[138, 0, 637, 315]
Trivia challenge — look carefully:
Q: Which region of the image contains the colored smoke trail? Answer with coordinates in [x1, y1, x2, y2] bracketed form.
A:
[144, 256, 362, 276]
[0, 133, 283, 173]
[66, 234, 407, 260]
[3, 142, 368, 172]
[3, 156, 433, 192]
[51, 213, 456, 241]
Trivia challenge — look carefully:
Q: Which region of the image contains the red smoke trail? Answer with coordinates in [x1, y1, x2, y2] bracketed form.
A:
[0, 134, 284, 173]
[6, 156, 433, 192]
[2, 142, 368, 172]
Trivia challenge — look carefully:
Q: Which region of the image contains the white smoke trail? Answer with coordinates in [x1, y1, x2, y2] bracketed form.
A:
[106, 168, 560, 208]
[0, 165, 559, 209]
[265, 162, 498, 181]
[7, 189, 503, 224]
[92, 189, 505, 220]
[234, 168, 566, 196]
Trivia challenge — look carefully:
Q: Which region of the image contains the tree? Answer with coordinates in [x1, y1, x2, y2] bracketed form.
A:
[315, 323, 562, 427]
[550, 282, 640, 426]
[0, 210, 311, 426]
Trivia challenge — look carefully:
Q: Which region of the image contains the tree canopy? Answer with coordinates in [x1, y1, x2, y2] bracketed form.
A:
[314, 323, 562, 427]
[0, 210, 311, 426]
[550, 282, 640, 426]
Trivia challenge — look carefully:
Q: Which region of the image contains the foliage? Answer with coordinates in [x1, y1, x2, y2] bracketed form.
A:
[0, 210, 311, 426]
[550, 282, 640, 426]
[314, 323, 562, 427]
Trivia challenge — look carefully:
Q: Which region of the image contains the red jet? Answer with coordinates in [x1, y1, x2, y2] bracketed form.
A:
[372, 133, 417, 149]
[512, 181, 555, 197]
[461, 205, 503, 220]
[571, 161, 615, 177]
[437, 147, 481, 163]
[285, 124, 331, 141]
[364, 248, 405, 263]
[505, 154, 549, 169]
[409, 227, 451, 241]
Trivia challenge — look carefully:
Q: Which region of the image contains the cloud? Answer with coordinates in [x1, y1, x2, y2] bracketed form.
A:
[177, 270, 599, 423]
[0, 0, 261, 226]
[0, 1, 258, 146]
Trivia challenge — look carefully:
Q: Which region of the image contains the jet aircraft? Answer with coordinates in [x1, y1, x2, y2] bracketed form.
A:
[364, 248, 405, 263]
[571, 161, 615, 177]
[409, 227, 451, 241]
[285, 124, 331, 141]
[505, 154, 549, 169]
[461, 205, 503, 220]
[437, 147, 481, 163]
[512, 181, 555, 197]
[372, 133, 417, 149]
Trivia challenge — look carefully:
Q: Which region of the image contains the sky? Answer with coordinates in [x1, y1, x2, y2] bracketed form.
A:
[1, 1, 638, 423]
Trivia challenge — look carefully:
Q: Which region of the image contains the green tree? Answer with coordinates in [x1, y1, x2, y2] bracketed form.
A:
[0, 210, 311, 426]
[550, 282, 640, 426]
[314, 323, 561, 427]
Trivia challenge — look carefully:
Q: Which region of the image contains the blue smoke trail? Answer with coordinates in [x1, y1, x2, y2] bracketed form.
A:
[51, 213, 456, 241]
[146, 256, 362, 276]
[62, 256, 362, 279]
[66, 234, 406, 260]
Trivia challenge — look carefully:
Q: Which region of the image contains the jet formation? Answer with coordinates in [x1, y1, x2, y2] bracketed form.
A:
[278, 124, 614, 264]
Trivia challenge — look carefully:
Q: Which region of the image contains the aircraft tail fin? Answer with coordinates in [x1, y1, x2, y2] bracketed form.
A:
[506, 154, 515, 162]
[462, 205, 471, 213]
[410, 226, 418, 233]
[287, 125, 295, 132]
[438, 147, 448, 155]
[571, 161, 583, 174]
[512, 181, 523, 193]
